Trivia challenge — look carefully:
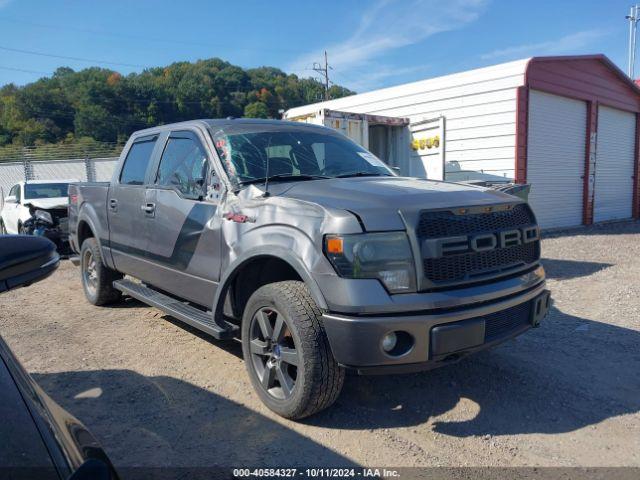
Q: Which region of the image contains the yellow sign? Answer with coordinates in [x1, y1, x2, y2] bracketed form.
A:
[411, 135, 440, 151]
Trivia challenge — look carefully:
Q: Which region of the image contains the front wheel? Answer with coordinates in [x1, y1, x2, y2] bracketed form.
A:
[241, 280, 345, 420]
[80, 238, 123, 306]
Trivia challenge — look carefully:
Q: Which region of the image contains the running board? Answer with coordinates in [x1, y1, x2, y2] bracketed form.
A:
[113, 279, 238, 340]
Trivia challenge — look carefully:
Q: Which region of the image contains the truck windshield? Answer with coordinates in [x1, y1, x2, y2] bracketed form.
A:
[211, 128, 394, 185]
[24, 183, 69, 199]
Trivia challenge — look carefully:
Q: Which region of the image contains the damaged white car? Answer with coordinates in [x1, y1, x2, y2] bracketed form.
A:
[0, 180, 74, 254]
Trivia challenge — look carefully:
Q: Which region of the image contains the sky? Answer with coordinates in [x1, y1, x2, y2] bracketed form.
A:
[0, 0, 635, 93]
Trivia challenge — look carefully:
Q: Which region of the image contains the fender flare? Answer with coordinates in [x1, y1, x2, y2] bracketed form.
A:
[76, 207, 113, 268]
[213, 245, 329, 319]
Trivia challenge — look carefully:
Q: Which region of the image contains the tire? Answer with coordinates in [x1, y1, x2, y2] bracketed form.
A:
[241, 280, 345, 419]
[80, 237, 123, 306]
[0, 218, 6, 235]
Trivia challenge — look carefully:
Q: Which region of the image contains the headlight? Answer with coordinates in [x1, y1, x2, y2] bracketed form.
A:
[34, 210, 53, 225]
[324, 232, 417, 293]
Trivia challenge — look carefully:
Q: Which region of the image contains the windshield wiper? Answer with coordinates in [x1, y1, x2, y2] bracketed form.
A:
[335, 171, 390, 178]
[237, 174, 331, 186]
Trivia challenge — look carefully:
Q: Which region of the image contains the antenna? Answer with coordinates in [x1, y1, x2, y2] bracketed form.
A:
[627, 5, 640, 77]
[313, 50, 333, 100]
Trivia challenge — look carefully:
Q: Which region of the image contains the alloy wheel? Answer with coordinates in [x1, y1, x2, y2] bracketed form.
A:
[249, 307, 299, 400]
[83, 249, 98, 296]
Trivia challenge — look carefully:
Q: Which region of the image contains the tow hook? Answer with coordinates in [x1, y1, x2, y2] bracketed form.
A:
[531, 290, 551, 327]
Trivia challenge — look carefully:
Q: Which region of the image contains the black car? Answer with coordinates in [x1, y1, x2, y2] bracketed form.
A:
[0, 235, 118, 479]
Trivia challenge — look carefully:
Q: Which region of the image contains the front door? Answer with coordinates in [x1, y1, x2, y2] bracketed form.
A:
[107, 134, 159, 279]
[144, 129, 221, 308]
[3, 185, 22, 233]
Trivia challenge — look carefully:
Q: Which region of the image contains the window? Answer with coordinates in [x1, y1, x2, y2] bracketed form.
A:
[211, 128, 392, 184]
[120, 138, 157, 185]
[156, 133, 209, 198]
[24, 183, 69, 199]
[8, 185, 19, 201]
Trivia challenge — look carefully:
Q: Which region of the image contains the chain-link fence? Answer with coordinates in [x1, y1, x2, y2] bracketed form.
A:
[0, 143, 122, 197]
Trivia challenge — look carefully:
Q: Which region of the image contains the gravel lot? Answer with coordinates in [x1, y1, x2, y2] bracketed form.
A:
[1, 221, 639, 472]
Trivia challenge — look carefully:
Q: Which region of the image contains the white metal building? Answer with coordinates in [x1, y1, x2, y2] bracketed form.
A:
[285, 55, 640, 228]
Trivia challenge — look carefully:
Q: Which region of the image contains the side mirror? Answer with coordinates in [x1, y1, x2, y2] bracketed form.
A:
[4, 195, 17, 204]
[0, 236, 59, 293]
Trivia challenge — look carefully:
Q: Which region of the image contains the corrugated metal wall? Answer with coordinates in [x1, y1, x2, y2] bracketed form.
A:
[286, 59, 529, 181]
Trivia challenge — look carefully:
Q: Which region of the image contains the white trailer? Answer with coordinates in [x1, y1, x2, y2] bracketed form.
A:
[286, 108, 447, 180]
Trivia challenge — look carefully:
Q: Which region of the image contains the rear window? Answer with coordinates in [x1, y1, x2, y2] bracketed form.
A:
[24, 183, 69, 199]
[120, 138, 157, 185]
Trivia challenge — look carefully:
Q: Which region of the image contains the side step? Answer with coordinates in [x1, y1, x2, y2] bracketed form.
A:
[113, 279, 238, 340]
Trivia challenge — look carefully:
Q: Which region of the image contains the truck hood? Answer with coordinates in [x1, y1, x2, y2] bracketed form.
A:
[23, 197, 68, 210]
[271, 177, 521, 231]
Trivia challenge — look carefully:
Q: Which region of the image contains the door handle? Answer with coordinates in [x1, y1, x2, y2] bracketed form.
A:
[109, 198, 118, 211]
[141, 203, 155, 214]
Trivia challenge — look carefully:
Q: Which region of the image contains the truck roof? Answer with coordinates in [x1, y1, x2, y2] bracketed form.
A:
[21, 179, 78, 185]
[130, 118, 331, 137]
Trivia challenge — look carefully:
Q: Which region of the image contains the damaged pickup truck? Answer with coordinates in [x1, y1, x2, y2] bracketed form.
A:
[68, 119, 550, 419]
[0, 180, 73, 255]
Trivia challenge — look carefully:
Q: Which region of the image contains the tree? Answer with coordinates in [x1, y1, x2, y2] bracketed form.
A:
[244, 102, 269, 118]
[74, 104, 117, 142]
[0, 57, 355, 147]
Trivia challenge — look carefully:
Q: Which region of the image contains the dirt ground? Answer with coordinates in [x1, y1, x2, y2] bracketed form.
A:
[1, 221, 639, 472]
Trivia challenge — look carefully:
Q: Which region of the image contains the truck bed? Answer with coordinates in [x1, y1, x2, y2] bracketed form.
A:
[67, 182, 111, 254]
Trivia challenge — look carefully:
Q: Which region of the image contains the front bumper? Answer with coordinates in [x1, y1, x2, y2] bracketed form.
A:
[322, 283, 550, 374]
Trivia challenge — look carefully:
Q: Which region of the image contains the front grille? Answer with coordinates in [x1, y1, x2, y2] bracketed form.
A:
[483, 300, 532, 342]
[423, 242, 539, 283]
[417, 204, 540, 285]
[417, 204, 535, 238]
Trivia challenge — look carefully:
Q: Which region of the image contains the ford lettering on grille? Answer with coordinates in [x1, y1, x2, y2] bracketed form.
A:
[417, 204, 541, 285]
[422, 226, 540, 258]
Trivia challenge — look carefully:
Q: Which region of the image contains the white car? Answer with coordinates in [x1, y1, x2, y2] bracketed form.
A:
[0, 180, 74, 234]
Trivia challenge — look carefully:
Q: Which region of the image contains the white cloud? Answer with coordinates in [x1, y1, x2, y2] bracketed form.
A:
[289, 0, 488, 91]
[480, 29, 609, 61]
[334, 64, 433, 93]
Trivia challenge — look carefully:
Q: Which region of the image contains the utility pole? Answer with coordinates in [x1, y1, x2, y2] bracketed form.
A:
[627, 5, 640, 78]
[313, 50, 332, 100]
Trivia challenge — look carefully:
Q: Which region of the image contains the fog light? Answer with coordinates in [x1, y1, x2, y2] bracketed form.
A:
[381, 332, 398, 352]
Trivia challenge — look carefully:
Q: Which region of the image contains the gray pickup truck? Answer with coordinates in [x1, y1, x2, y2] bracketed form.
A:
[68, 119, 550, 419]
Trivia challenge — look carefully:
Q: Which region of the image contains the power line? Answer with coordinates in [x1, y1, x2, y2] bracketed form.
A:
[0, 65, 50, 75]
[0, 45, 148, 69]
[0, 16, 304, 55]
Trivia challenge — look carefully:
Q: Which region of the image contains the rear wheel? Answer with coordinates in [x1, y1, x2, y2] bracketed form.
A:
[80, 237, 122, 306]
[241, 280, 344, 419]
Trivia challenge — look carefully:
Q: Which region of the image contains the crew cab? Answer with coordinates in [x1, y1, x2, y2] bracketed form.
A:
[68, 119, 550, 419]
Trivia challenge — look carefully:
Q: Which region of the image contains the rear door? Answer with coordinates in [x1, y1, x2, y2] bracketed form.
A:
[107, 134, 159, 278]
[143, 129, 222, 307]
